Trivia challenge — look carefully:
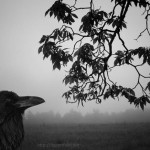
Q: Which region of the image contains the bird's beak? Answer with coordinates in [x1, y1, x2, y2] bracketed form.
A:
[15, 96, 45, 109]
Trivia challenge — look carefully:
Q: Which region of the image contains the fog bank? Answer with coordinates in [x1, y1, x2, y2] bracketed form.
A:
[25, 108, 150, 124]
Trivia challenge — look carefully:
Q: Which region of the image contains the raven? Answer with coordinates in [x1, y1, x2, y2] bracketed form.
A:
[0, 91, 45, 150]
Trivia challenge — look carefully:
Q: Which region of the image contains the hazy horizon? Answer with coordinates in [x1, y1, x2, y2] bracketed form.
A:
[24, 108, 150, 124]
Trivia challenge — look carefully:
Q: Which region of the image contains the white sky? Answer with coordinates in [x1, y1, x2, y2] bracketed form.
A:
[0, 0, 150, 115]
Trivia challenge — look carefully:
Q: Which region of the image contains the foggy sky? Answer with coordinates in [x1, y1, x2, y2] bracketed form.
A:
[0, 0, 150, 116]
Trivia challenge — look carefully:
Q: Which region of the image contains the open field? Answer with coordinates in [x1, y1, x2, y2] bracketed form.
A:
[21, 123, 150, 150]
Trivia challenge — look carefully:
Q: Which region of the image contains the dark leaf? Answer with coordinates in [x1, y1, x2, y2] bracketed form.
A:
[74, 49, 79, 57]
[103, 11, 108, 18]
[62, 91, 72, 100]
[63, 31, 67, 39]
[45, 8, 50, 16]
[72, 13, 78, 18]
[79, 24, 83, 31]
[39, 35, 47, 44]
[143, 54, 147, 64]
[38, 45, 43, 54]
[122, 22, 127, 28]
[50, 11, 53, 17]
[140, 102, 144, 110]
[138, 50, 145, 58]
[131, 48, 139, 55]
[127, 88, 135, 96]
[53, 31, 58, 40]
[63, 75, 73, 85]
[112, 20, 117, 28]
[53, 61, 61, 70]
[121, 89, 129, 99]
[133, 0, 138, 7]
[93, 37, 99, 44]
[115, 50, 124, 57]
[145, 97, 150, 103]
[108, 12, 113, 17]
[103, 89, 111, 99]
[57, 14, 61, 22]
[147, 56, 150, 65]
[68, 55, 73, 61]
[145, 82, 150, 91]
[141, 96, 150, 105]
[126, 53, 134, 63]
[114, 57, 122, 66]
[128, 95, 136, 104]
[107, 18, 114, 25]
[69, 33, 73, 41]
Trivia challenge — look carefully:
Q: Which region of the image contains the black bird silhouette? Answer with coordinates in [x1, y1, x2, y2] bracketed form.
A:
[0, 91, 45, 150]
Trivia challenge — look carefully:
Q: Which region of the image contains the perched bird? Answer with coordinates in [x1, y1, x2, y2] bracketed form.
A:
[0, 91, 45, 150]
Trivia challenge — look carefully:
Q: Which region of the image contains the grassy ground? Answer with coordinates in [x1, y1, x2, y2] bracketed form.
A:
[21, 123, 150, 150]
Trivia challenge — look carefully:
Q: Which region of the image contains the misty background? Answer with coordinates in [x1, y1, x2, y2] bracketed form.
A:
[0, 0, 150, 117]
[24, 108, 150, 124]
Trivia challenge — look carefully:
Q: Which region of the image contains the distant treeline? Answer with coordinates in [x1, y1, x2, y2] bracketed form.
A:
[24, 109, 150, 124]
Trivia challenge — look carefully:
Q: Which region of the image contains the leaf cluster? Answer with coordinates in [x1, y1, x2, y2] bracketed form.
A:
[45, 0, 78, 25]
[130, 47, 150, 65]
[114, 47, 150, 66]
[38, 35, 72, 70]
[53, 28, 74, 41]
[79, 10, 108, 33]
[104, 85, 150, 110]
[64, 61, 89, 83]
[107, 16, 127, 30]
[74, 43, 94, 64]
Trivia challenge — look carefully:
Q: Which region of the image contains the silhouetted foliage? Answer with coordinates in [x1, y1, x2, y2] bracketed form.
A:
[39, 0, 150, 109]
